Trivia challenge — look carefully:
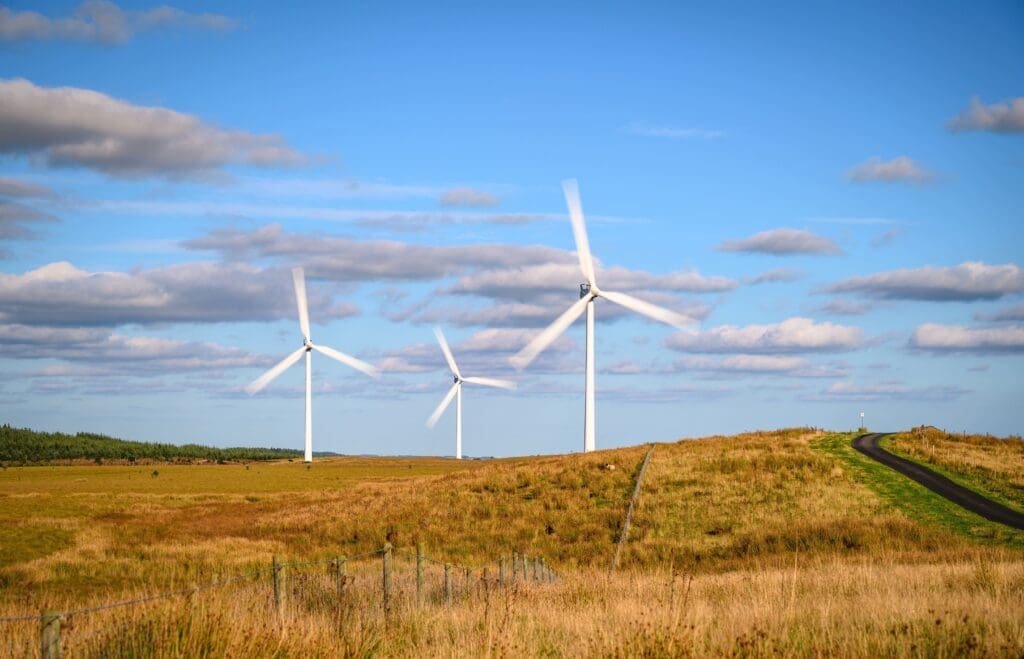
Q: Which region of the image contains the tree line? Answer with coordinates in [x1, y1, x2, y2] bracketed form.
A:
[0, 424, 302, 464]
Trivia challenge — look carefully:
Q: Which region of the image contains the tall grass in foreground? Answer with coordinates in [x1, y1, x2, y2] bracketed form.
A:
[2, 557, 1022, 657]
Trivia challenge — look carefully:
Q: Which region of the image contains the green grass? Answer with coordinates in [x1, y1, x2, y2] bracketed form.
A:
[881, 434, 1024, 514]
[812, 434, 1024, 549]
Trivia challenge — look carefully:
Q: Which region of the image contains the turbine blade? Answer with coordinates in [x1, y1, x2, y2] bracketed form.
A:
[426, 382, 459, 428]
[433, 326, 461, 379]
[510, 293, 592, 370]
[245, 346, 306, 395]
[462, 376, 516, 390]
[600, 290, 694, 329]
[292, 267, 311, 341]
[312, 344, 380, 378]
[562, 178, 597, 286]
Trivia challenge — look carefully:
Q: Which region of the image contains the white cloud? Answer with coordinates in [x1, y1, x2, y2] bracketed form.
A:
[0, 323, 269, 374]
[665, 317, 863, 354]
[624, 122, 724, 139]
[826, 262, 1024, 301]
[717, 228, 842, 256]
[439, 187, 499, 207]
[808, 381, 969, 402]
[818, 299, 872, 316]
[671, 354, 845, 378]
[948, 96, 1024, 134]
[909, 323, 1024, 353]
[0, 78, 304, 179]
[0, 1, 236, 45]
[747, 268, 804, 285]
[844, 156, 935, 184]
[0, 261, 357, 326]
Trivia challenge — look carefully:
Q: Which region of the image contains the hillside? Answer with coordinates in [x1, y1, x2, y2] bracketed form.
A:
[0, 424, 302, 464]
[1, 428, 1022, 656]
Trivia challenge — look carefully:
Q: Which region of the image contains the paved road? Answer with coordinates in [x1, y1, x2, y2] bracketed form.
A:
[852, 433, 1024, 531]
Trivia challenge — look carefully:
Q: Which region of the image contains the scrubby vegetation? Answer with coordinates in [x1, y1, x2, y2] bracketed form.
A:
[884, 426, 1024, 513]
[0, 424, 301, 464]
[1, 427, 1022, 656]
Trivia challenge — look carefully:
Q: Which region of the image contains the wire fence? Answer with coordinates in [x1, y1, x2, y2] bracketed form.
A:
[0, 543, 559, 658]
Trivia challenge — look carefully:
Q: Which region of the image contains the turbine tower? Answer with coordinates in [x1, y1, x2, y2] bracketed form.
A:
[246, 267, 379, 462]
[426, 327, 515, 459]
[510, 179, 693, 452]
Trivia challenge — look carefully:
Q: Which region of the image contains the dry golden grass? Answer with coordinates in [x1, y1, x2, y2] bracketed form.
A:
[886, 427, 1024, 512]
[2, 556, 1022, 657]
[2, 428, 1023, 656]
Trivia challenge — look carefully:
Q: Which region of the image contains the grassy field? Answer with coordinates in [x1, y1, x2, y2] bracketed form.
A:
[1, 428, 1022, 656]
[882, 426, 1024, 513]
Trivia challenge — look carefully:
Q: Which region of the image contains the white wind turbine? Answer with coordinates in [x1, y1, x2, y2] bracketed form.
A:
[426, 327, 516, 459]
[510, 179, 693, 452]
[246, 267, 379, 462]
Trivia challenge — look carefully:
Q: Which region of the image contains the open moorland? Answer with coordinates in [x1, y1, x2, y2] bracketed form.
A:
[1, 428, 1023, 656]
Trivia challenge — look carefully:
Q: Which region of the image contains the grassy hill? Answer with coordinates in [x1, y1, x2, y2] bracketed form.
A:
[1, 427, 1022, 656]
[0, 424, 302, 464]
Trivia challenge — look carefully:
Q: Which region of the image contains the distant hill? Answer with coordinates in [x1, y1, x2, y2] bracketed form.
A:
[0, 424, 302, 464]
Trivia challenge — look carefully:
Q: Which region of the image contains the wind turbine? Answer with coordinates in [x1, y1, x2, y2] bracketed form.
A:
[426, 327, 515, 459]
[510, 179, 693, 452]
[246, 267, 379, 462]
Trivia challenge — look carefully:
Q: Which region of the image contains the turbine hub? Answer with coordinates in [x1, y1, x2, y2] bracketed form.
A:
[454, 374, 461, 384]
[580, 283, 596, 298]
[303, 338, 313, 350]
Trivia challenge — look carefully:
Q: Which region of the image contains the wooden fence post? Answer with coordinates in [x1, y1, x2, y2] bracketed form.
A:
[464, 566, 471, 594]
[498, 555, 506, 588]
[272, 556, 285, 617]
[382, 543, 393, 617]
[444, 563, 452, 605]
[40, 609, 60, 659]
[521, 554, 528, 583]
[511, 551, 518, 581]
[416, 542, 424, 605]
[335, 556, 347, 602]
[532, 556, 539, 582]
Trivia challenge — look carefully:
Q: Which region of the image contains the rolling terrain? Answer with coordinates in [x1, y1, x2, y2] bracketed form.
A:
[1, 427, 1022, 656]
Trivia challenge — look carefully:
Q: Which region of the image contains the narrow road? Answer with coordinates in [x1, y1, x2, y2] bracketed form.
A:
[852, 433, 1024, 531]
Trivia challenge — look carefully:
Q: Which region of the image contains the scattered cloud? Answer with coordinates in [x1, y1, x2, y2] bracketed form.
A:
[0, 261, 357, 327]
[671, 354, 846, 378]
[0, 176, 55, 198]
[948, 96, 1024, 134]
[0, 199, 56, 240]
[844, 156, 935, 184]
[102, 199, 556, 231]
[664, 317, 863, 354]
[624, 122, 724, 139]
[806, 381, 969, 402]
[439, 187, 499, 207]
[909, 323, 1024, 354]
[870, 228, 901, 247]
[184, 223, 570, 281]
[0, 323, 269, 374]
[818, 298, 872, 316]
[447, 262, 736, 299]
[717, 228, 842, 256]
[975, 304, 1024, 322]
[825, 261, 1024, 301]
[0, 78, 305, 179]
[0, 1, 236, 45]
[746, 268, 804, 285]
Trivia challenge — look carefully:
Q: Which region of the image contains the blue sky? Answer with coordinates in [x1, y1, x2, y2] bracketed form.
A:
[0, 1, 1022, 456]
